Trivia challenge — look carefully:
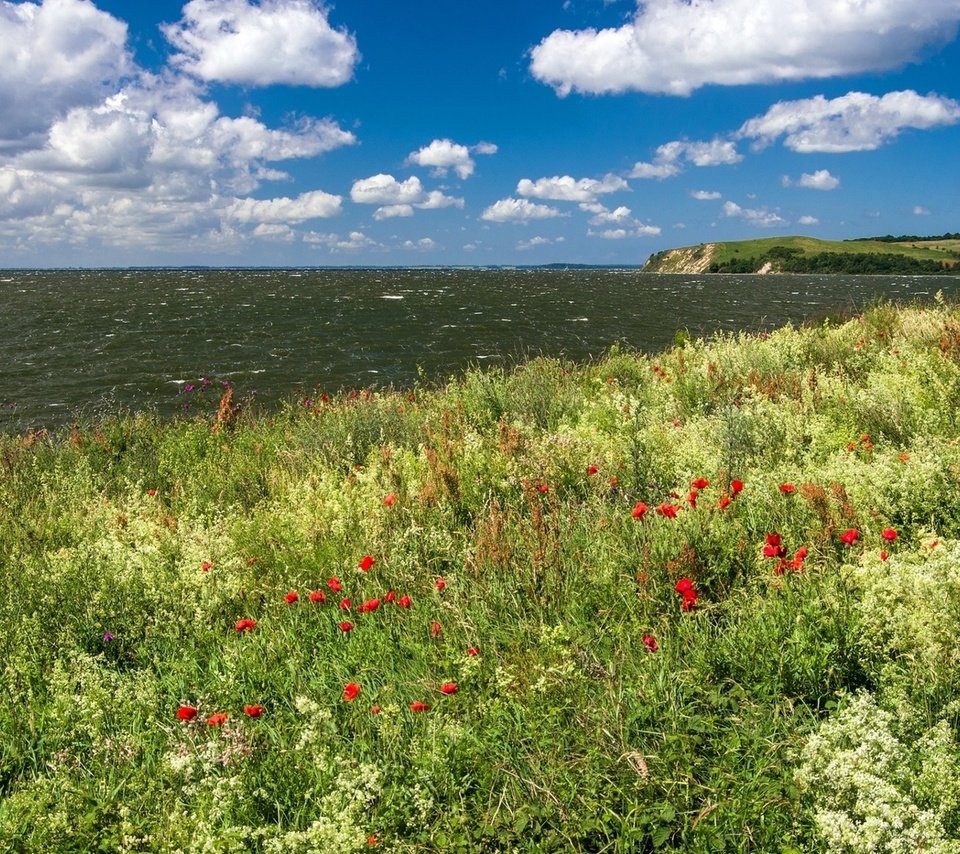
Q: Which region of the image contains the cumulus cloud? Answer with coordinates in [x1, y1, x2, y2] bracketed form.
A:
[226, 189, 342, 223]
[798, 215, 820, 225]
[783, 169, 840, 190]
[403, 237, 438, 251]
[722, 200, 787, 227]
[304, 229, 382, 252]
[579, 202, 633, 225]
[630, 139, 741, 179]
[516, 235, 559, 250]
[580, 202, 660, 236]
[0, 0, 132, 150]
[739, 90, 960, 152]
[530, 0, 960, 96]
[350, 174, 463, 218]
[480, 198, 564, 223]
[691, 190, 722, 200]
[516, 173, 628, 202]
[914, 205, 932, 215]
[163, 0, 359, 87]
[405, 138, 497, 179]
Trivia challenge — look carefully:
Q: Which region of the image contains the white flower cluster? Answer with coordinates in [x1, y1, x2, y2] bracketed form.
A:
[796, 692, 960, 853]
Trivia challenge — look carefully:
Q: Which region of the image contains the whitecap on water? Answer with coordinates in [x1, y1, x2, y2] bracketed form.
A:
[381, 295, 404, 300]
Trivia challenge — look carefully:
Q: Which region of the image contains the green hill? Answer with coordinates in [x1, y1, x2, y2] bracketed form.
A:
[644, 235, 960, 274]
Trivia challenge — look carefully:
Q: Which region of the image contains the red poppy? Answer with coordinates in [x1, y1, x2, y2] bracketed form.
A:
[146, 488, 157, 496]
[201, 561, 213, 573]
[680, 589, 699, 611]
[383, 494, 397, 507]
[385, 590, 397, 603]
[397, 595, 412, 608]
[370, 705, 381, 714]
[691, 477, 709, 490]
[779, 483, 796, 494]
[730, 479, 744, 495]
[839, 529, 860, 546]
[674, 577, 693, 594]
[656, 503, 680, 518]
[176, 705, 198, 721]
[631, 501, 649, 520]
[308, 590, 326, 604]
[367, 835, 379, 847]
[587, 465, 599, 475]
[881, 528, 898, 542]
[687, 489, 698, 509]
[358, 555, 376, 572]
[467, 646, 479, 656]
[880, 550, 889, 561]
[338, 621, 354, 632]
[343, 682, 360, 702]
[763, 533, 787, 559]
[409, 701, 431, 712]
[243, 705, 265, 718]
[538, 483, 550, 494]
[206, 712, 228, 727]
[431, 620, 442, 638]
[440, 682, 458, 695]
[284, 591, 299, 604]
[339, 597, 352, 610]
[327, 577, 342, 592]
[234, 618, 257, 632]
[642, 634, 658, 653]
[357, 598, 381, 613]
[609, 476, 619, 487]
[718, 495, 731, 510]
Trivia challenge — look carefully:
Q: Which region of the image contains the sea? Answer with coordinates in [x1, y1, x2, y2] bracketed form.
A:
[2, 267, 959, 431]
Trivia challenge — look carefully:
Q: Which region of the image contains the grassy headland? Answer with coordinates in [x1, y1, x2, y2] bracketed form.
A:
[645, 234, 960, 274]
[3, 299, 960, 851]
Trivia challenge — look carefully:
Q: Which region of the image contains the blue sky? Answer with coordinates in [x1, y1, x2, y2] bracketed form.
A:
[1, 0, 959, 267]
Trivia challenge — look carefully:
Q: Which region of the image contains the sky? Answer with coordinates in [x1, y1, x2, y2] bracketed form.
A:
[1, 0, 959, 267]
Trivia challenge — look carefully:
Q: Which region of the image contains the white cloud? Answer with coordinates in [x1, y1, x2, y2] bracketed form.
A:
[304, 229, 382, 252]
[630, 139, 741, 179]
[531, 0, 960, 96]
[163, 0, 359, 87]
[690, 190, 721, 200]
[403, 237, 438, 250]
[516, 173, 628, 202]
[373, 204, 414, 220]
[914, 205, 932, 215]
[516, 235, 565, 250]
[0, 0, 132, 150]
[579, 202, 633, 225]
[589, 228, 628, 239]
[252, 222, 294, 241]
[635, 223, 662, 236]
[351, 174, 462, 214]
[226, 189, 342, 223]
[798, 215, 820, 225]
[480, 198, 564, 223]
[405, 139, 497, 179]
[797, 169, 840, 190]
[722, 200, 787, 227]
[739, 90, 960, 152]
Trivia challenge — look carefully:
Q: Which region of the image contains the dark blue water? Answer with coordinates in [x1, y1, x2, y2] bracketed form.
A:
[2, 268, 958, 430]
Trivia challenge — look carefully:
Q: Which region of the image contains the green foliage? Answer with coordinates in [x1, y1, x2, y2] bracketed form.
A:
[5, 301, 960, 850]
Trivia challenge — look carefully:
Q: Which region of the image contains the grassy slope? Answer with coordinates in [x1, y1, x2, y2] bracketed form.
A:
[4, 301, 960, 851]
[647, 235, 960, 271]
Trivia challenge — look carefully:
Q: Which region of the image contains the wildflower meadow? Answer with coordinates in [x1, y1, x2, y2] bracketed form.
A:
[3, 298, 960, 852]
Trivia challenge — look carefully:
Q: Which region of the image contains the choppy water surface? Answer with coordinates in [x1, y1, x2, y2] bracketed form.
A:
[2, 267, 958, 430]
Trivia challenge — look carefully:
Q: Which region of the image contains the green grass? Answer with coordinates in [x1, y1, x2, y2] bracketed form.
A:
[646, 236, 960, 272]
[4, 299, 960, 851]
